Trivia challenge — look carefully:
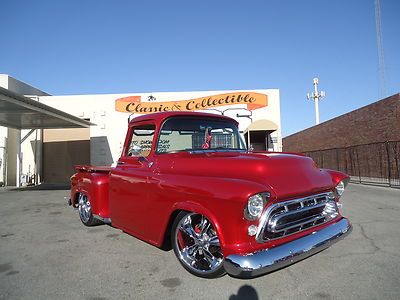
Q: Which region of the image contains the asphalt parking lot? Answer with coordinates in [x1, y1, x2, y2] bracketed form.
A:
[0, 184, 399, 300]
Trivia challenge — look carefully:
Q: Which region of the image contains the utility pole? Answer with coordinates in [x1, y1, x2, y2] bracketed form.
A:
[307, 77, 325, 125]
[375, 0, 387, 97]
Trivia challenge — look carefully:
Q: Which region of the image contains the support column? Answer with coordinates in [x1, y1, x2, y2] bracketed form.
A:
[16, 130, 21, 187]
[6, 128, 20, 186]
[0, 136, 6, 186]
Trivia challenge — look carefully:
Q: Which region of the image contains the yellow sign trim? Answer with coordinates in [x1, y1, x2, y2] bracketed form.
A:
[115, 92, 268, 114]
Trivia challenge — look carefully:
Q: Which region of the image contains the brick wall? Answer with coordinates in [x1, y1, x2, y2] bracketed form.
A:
[283, 93, 400, 152]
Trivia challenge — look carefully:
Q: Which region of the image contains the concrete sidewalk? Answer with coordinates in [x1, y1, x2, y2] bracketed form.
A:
[0, 184, 399, 299]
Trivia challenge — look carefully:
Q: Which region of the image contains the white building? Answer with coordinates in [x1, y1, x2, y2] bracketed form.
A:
[0, 75, 282, 186]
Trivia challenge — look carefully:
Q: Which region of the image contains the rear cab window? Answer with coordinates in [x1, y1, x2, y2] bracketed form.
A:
[126, 124, 156, 157]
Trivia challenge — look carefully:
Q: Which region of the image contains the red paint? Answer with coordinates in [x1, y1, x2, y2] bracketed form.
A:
[70, 111, 349, 257]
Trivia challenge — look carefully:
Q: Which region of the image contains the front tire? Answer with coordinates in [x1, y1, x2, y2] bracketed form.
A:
[77, 193, 102, 226]
[171, 211, 226, 278]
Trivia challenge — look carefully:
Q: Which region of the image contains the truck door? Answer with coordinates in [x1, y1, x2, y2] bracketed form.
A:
[109, 123, 156, 234]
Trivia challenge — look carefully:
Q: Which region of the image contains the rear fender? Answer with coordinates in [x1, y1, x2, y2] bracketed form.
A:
[70, 172, 110, 218]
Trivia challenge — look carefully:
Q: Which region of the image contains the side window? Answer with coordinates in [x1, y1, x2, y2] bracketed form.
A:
[126, 124, 155, 157]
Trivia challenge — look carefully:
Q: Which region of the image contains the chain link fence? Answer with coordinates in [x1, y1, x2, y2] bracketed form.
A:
[304, 141, 400, 188]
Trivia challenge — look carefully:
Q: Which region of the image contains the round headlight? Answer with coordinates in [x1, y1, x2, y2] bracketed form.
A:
[335, 180, 345, 196]
[247, 194, 264, 218]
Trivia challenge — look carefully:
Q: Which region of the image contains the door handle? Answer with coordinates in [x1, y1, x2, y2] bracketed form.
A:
[138, 156, 154, 168]
[117, 161, 125, 166]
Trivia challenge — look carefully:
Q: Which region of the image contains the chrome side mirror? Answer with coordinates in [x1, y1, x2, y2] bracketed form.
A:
[128, 144, 142, 156]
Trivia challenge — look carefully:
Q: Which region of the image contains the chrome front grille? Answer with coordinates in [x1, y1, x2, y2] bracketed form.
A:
[257, 192, 338, 242]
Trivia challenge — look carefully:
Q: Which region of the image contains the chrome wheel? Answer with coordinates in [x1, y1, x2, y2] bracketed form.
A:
[78, 193, 92, 223]
[174, 213, 224, 276]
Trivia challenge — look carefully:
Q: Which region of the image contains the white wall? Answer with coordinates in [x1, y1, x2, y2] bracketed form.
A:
[39, 88, 282, 166]
[40, 93, 128, 166]
[1, 75, 282, 186]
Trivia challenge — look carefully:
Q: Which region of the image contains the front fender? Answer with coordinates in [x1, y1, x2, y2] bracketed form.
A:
[324, 169, 350, 187]
[155, 175, 272, 256]
[170, 201, 226, 248]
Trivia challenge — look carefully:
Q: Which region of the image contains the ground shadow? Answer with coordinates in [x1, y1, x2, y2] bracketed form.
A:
[229, 285, 259, 300]
[10, 183, 70, 191]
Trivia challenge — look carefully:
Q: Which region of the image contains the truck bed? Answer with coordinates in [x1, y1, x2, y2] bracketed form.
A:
[75, 165, 112, 173]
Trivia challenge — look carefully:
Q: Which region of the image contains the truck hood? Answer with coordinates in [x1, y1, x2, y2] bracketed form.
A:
[158, 152, 334, 199]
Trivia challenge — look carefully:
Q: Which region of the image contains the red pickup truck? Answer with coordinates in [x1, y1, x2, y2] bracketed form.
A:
[69, 111, 351, 278]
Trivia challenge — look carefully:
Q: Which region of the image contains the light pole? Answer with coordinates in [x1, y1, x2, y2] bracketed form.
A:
[307, 77, 326, 125]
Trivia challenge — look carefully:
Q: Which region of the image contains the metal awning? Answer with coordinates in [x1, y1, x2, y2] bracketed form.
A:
[244, 119, 278, 133]
[0, 87, 93, 129]
[244, 119, 278, 149]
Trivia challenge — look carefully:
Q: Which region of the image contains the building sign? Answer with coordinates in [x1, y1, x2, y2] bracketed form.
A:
[115, 92, 268, 114]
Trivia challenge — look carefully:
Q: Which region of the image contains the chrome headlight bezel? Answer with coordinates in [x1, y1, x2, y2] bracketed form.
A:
[335, 180, 345, 197]
[244, 192, 270, 221]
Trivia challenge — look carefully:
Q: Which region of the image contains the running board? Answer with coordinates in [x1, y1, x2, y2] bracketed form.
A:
[94, 214, 112, 224]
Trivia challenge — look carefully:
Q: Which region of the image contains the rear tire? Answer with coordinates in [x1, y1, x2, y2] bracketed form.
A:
[77, 193, 102, 226]
[171, 211, 226, 278]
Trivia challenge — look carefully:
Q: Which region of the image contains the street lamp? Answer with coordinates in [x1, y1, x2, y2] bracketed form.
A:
[307, 77, 326, 125]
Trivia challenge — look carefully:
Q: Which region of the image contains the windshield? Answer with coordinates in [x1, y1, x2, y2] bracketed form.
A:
[156, 117, 247, 153]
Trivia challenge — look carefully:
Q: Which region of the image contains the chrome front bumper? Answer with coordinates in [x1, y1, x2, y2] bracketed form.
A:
[224, 218, 352, 278]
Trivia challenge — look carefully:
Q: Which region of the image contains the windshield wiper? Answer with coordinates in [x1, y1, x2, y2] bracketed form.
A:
[188, 149, 246, 154]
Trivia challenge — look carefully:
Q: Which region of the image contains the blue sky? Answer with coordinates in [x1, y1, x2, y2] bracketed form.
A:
[0, 0, 399, 136]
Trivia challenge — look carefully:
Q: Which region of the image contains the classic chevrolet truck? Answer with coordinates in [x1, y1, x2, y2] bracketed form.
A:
[69, 111, 351, 278]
